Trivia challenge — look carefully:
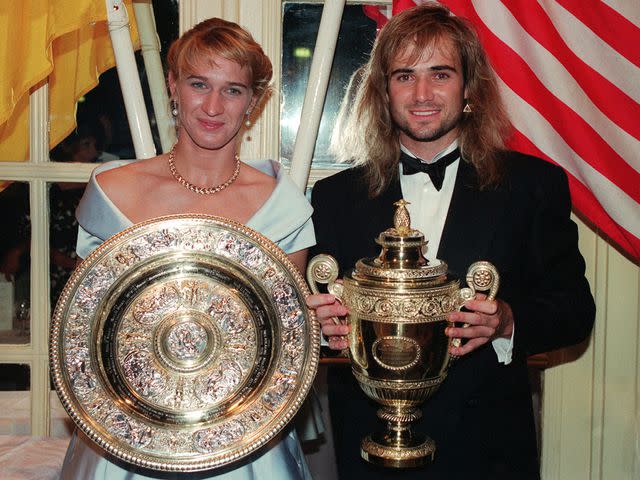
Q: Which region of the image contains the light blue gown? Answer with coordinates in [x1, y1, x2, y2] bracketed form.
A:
[61, 159, 316, 480]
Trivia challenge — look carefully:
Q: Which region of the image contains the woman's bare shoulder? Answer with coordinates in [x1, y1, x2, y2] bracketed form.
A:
[240, 162, 277, 190]
[95, 156, 167, 208]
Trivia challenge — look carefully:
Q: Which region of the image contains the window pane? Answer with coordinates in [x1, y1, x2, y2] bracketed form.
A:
[51, 0, 179, 162]
[49, 182, 84, 308]
[281, 4, 377, 167]
[0, 182, 30, 344]
[0, 364, 31, 435]
[153, 0, 180, 59]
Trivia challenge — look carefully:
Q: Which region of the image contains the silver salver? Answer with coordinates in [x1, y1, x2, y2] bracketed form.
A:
[50, 215, 320, 472]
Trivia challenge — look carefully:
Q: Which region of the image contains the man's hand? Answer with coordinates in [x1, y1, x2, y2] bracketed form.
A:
[446, 294, 514, 356]
[306, 293, 350, 350]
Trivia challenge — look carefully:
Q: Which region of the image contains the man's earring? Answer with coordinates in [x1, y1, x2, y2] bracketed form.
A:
[170, 100, 178, 117]
[463, 101, 472, 113]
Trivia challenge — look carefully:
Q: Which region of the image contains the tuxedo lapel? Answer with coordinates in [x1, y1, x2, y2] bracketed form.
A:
[356, 176, 402, 241]
[372, 177, 403, 231]
[438, 160, 507, 278]
[340, 174, 403, 268]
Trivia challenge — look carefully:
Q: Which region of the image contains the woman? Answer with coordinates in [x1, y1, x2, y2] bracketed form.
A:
[61, 18, 314, 479]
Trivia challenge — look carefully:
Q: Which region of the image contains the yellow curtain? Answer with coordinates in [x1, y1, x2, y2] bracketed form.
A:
[0, 0, 139, 161]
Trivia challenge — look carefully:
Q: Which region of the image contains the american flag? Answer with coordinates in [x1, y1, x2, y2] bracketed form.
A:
[364, 0, 640, 262]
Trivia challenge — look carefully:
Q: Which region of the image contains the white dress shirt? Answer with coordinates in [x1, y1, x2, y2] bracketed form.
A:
[399, 140, 514, 364]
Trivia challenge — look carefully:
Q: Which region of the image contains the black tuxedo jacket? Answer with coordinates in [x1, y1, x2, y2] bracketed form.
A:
[310, 151, 595, 479]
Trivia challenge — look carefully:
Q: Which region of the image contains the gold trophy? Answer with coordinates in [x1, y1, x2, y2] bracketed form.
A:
[307, 200, 499, 468]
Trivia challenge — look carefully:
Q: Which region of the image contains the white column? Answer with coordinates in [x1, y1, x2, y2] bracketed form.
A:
[133, 1, 175, 153]
[28, 84, 51, 436]
[288, 0, 346, 190]
[106, 0, 156, 159]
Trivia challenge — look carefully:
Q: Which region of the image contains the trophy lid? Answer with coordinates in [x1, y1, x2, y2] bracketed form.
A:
[353, 200, 448, 284]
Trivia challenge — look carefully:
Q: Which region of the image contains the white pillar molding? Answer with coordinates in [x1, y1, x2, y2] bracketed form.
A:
[180, 0, 225, 28]
[250, 0, 281, 162]
[106, 0, 156, 159]
[541, 220, 640, 479]
[223, 0, 241, 22]
[28, 83, 51, 436]
[288, 0, 346, 190]
[29, 85, 49, 165]
[133, 0, 176, 153]
[182, 0, 241, 24]
[178, 0, 196, 33]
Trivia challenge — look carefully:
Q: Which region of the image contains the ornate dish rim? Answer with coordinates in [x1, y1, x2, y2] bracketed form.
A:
[49, 214, 320, 472]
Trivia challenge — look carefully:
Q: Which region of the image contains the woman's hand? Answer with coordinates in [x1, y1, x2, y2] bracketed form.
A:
[306, 293, 350, 350]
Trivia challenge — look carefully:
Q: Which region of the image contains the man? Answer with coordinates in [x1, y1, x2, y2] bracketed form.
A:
[307, 3, 595, 479]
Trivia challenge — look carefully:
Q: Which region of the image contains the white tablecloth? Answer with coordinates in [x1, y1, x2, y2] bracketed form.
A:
[0, 391, 73, 437]
[0, 436, 68, 480]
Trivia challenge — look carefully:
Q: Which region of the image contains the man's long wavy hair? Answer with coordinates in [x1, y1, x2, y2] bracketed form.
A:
[332, 3, 512, 197]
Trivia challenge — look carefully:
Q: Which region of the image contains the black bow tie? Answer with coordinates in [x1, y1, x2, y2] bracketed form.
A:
[400, 148, 460, 191]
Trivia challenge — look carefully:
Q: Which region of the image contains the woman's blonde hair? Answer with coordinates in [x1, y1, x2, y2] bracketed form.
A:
[167, 18, 272, 100]
[333, 3, 512, 196]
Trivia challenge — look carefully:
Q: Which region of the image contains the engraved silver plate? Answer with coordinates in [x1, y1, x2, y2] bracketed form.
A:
[50, 215, 319, 472]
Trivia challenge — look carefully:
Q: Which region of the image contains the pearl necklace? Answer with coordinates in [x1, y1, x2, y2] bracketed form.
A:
[168, 145, 241, 195]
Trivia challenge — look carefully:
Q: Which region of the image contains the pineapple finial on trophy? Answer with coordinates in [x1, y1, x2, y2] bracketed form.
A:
[392, 199, 412, 236]
[375, 199, 429, 269]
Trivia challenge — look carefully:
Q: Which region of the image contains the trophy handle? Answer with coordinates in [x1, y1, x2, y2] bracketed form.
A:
[451, 261, 500, 350]
[459, 261, 500, 302]
[306, 254, 345, 325]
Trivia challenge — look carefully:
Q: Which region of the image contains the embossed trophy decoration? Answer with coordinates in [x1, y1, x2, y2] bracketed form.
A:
[50, 215, 319, 472]
[307, 200, 499, 468]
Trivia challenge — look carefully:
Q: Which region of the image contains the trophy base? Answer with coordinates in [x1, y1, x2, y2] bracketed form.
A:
[360, 433, 436, 468]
